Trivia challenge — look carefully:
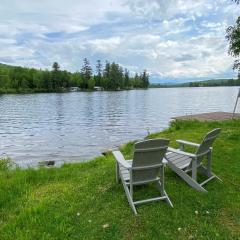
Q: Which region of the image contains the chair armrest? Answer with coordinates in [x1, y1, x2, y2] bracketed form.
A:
[167, 147, 196, 158]
[112, 151, 132, 169]
[176, 140, 200, 148]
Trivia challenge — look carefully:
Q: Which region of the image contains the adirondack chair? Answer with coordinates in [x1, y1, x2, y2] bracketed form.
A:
[165, 128, 221, 192]
[113, 139, 173, 215]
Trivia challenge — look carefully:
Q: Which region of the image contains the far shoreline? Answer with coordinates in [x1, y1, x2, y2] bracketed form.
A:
[0, 85, 239, 95]
[0, 87, 149, 95]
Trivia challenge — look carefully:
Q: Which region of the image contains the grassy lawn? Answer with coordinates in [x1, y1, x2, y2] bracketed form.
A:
[0, 120, 240, 240]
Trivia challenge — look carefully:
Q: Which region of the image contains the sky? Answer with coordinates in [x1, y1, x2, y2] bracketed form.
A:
[0, 0, 239, 83]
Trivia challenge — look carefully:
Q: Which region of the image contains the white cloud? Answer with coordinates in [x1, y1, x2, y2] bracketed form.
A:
[88, 37, 122, 54]
[0, 0, 239, 81]
[125, 0, 218, 20]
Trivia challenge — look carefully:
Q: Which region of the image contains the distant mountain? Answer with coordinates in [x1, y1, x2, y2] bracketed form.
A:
[150, 78, 240, 88]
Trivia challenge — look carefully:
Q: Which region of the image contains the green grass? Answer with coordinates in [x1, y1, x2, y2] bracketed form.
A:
[0, 120, 240, 240]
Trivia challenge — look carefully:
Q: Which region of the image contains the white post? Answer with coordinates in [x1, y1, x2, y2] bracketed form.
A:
[233, 88, 240, 118]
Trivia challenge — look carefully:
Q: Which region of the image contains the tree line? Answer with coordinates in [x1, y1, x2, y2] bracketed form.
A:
[188, 78, 240, 87]
[150, 77, 240, 88]
[0, 59, 149, 93]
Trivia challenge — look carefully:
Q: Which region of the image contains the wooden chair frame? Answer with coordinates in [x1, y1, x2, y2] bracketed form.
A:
[165, 129, 222, 192]
[113, 139, 173, 214]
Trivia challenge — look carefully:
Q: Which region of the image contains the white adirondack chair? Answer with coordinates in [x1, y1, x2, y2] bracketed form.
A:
[113, 139, 173, 215]
[165, 128, 222, 192]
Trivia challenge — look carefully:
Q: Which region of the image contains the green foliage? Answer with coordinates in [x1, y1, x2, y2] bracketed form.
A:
[151, 78, 240, 88]
[0, 158, 15, 171]
[52, 62, 60, 71]
[0, 60, 149, 93]
[0, 120, 240, 239]
[226, 16, 240, 76]
[141, 70, 149, 88]
[81, 58, 92, 89]
[188, 78, 240, 87]
[95, 60, 102, 86]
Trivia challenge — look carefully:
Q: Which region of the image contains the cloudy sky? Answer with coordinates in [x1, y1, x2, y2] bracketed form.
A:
[0, 0, 239, 83]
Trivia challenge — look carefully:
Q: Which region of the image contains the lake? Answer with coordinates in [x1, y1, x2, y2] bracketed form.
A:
[0, 87, 239, 167]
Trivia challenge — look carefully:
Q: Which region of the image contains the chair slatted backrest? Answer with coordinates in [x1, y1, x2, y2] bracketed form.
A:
[196, 128, 221, 157]
[132, 139, 169, 183]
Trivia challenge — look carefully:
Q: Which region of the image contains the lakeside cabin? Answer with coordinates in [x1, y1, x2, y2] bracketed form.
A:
[69, 86, 103, 92]
[69, 87, 80, 92]
[94, 86, 104, 91]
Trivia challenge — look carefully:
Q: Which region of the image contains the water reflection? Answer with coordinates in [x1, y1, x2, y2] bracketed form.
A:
[0, 87, 239, 167]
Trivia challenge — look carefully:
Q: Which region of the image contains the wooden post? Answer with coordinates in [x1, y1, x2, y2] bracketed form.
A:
[233, 88, 240, 118]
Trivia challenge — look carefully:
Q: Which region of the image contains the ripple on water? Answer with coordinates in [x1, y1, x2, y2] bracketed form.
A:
[0, 87, 239, 167]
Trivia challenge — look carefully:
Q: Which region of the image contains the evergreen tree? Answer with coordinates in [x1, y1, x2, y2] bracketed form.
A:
[95, 60, 102, 86]
[52, 62, 60, 71]
[103, 61, 110, 79]
[119, 66, 124, 89]
[103, 61, 110, 89]
[51, 62, 61, 89]
[134, 73, 142, 88]
[81, 58, 92, 89]
[43, 70, 52, 89]
[0, 60, 152, 92]
[124, 68, 130, 89]
[141, 70, 149, 88]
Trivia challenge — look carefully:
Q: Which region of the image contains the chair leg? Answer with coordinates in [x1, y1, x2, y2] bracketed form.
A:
[214, 174, 223, 182]
[120, 175, 137, 214]
[198, 165, 223, 183]
[168, 162, 207, 192]
[198, 151, 221, 183]
[156, 181, 173, 207]
[159, 165, 165, 195]
[164, 190, 173, 207]
[204, 150, 222, 182]
[160, 165, 173, 207]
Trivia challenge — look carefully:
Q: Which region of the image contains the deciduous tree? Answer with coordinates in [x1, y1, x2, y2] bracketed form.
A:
[226, 17, 240, 76]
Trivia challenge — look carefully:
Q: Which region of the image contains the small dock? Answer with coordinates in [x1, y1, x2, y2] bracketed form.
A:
[172, 111, 240, 121]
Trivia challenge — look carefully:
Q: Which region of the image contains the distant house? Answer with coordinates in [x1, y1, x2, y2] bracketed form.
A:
[69, 87, 80, 92]
[94, 86, 103, 91]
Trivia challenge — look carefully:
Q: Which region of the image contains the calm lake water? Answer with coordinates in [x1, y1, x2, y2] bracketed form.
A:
[0, 87, 239, 167]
